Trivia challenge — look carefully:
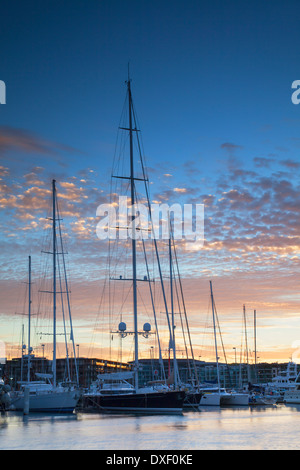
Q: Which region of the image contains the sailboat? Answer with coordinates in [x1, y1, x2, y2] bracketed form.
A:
[82, 77, 185, 414]
[165, 218, 204, 409]
[248, 309, 277, 406]
[11, 182, 81, 413]
[198, 282, 249, 406]
[198, 281, 226, 406]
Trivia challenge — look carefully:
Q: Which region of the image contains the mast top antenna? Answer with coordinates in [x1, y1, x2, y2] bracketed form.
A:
[126, 62, 132, 85]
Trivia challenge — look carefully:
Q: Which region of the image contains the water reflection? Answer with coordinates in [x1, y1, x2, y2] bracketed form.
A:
[0, 410, 78, 428]
[1, 406, 300, 450]
[284, 403, 300, 412]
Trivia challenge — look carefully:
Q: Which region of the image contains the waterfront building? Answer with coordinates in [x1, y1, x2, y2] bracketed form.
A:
[4, 356, 132, 390]
[3, 356, 298, 390]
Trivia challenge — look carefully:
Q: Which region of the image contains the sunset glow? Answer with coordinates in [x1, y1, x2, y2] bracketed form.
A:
[1, 1, 299, 367]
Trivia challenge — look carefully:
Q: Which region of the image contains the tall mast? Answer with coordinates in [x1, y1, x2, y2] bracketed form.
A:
[27, 255, 31, 383]
[169, 218, 178, 388]
[209, 281, 220, 390]
[21, 324, 24, 382]
[52, 179, 57, 386]
[254, 309, 257, 383]
[127, 79, 139, 391]
[243, 304, 250, 384]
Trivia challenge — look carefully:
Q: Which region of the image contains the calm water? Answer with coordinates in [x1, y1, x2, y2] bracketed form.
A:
[1, 404, 300, 450]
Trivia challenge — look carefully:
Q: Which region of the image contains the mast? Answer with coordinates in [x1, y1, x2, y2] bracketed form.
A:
[27, 255, 31, 383]
[127, 78, 139, 391]
[52, 179, 57, 386]
[170, 221, 198, 386]
[21, 325, 24, 382]
[209, 281, 220, 390]
[243, 304, 250, 384]
[169, 217, 178, 389]
[135, 110, 177, 387]
[254, 309, 257, 383]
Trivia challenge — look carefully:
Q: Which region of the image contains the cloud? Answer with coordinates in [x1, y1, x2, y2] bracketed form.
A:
[0, 165, 108, 246]
[173, 187, 187, 193]
[0, 165, 9, 176]
[0, 126, 83, 167]
[280, 159, 300, 169]
[23, 171, 45, 186]
[254, 157, 275, 168]
[0, 134, 299, 364]
[220, 142, 243, 154]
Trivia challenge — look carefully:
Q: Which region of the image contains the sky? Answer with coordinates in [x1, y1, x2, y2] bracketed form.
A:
[0, 0, 300, 366]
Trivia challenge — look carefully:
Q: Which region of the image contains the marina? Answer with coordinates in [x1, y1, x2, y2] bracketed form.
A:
[1, 72, 300, 434]
[1, 0, 300, 453]
[2, 79, 297, 419]
[1, 405, 300, 450]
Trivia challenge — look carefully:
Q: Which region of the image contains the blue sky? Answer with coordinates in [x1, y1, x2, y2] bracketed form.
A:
[1, 0, 300, 363]
[2, 0, 300, 169]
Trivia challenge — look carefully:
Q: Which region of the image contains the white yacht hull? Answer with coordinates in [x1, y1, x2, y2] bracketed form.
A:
[12, 389, 80, 413]
[249, 393, 277, 406]
[221, 393, 249, 406]
[284, 390, 300, 404]
[199, 392, 221, 406]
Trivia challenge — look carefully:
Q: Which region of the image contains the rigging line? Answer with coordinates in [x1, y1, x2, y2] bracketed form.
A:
[130, 92, 178, 382]
[97, 168, 118, 360]
[213, 297, 233, 388]
[132, 109, 173, 346]
[56, 205, 70, 355]
[131, 99, 150, 179]
[136, 286, 151, 320]
[108, 230, 132, 331]
[115, 282, 132, 324]
[34, 214, 52, 343]
[139, 223, 166, 381]
[200, 297, 213, 362]
[243, 305, 249, 367]
[213, 298, 226, 361]
[171, 230, 199, 386]
[87, 244, 112, 359]
[107, 179, 132, 359]
[114, 134, 130, 184]
[11, 278, 28, 358]
[172, 263, 192, 379]
[57, 248, 71, 382]
[56, 193, 79, 385]
[238, 308, 247, 387]
[108, 175, 114, 363]
[171, 241, 192, 372]
[111, 91, 128, 177]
